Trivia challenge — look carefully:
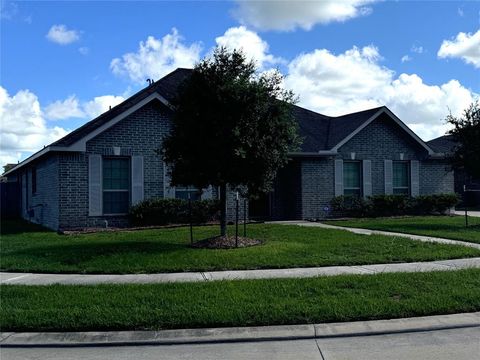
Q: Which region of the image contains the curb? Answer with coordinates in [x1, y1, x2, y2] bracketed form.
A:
[1, 312, 479, 348]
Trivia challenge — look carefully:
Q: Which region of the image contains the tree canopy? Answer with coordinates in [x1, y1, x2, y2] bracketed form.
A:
[446, 101, 480, 178]
[162, 47, 301, 235]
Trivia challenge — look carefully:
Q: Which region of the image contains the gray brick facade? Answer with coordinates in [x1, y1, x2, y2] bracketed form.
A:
[420, 160, 454, 195]
[300, 158, 334, 220]
[9, 94, 454, 230]
[19, 155, 60, 230]
[337, 114, 428, 194]
[57, 101, 171, 229]
[289, 114, 454, 220]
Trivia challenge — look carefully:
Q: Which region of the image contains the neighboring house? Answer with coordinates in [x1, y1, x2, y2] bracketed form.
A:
[427, 135, 480, 208]
[3, 68, 453, 230]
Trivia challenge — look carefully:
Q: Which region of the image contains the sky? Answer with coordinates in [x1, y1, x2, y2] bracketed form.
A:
[1, 0, 479, 166]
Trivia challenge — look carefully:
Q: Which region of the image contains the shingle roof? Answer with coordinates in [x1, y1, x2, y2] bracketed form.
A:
[427, 134, 457, 154]
[291, 105, 332, 152]
[7, 68, 426, 175]
[50, 68, 191, 147]
[50, 67, 383, 152]
[327, 107, 383, 149]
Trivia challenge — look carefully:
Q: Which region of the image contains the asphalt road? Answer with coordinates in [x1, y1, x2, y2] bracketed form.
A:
[2, 327, 479, 360]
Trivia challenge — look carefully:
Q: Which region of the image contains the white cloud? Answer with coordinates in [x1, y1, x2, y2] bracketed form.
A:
[0, 86, 69, 166]
[78, 46, 89, 55]
[411, 44, 424, 54]
[111, 28, 202, 84]
[285, 45, 477, 140]
[0, 87, 126, 165]
[215, 26, 281, 69]
[438, 29, 480, 68]
[0, 1, 18, 20]
[46, 24, 80, 45]
[401, 55, 412, 63]
[44, 95, 84, 120]
[232, 0, 377, 31]
[44, 94, 125, 121]
[82, 95, 125, 118]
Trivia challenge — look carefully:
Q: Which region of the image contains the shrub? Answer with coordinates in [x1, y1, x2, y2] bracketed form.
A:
[330, 193, 459, 218]
[129, 198, 220, 226]
[411, 194, 459, 215]
[330, 195, 371, 217]
[369, 195, 409, 217]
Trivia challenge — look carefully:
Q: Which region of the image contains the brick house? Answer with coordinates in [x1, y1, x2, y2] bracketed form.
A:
[427, 135, 480, 208]
[3, 68, 453, 230]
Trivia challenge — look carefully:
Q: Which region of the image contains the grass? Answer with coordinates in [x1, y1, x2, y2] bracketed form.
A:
[325, 216, 480, 243]
[2, 269, 480, 332]
[1, 219, 480, 274]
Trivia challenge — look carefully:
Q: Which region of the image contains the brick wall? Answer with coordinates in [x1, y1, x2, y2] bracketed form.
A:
[337, 114, 428, 194]
[19, 155, 60, 230]
[58, 100, 171, 229]
[420, 160, 454, 194]
[57, 99, 246, 229]
[301, 158, 334, 219]
[295, 114, 454, 219]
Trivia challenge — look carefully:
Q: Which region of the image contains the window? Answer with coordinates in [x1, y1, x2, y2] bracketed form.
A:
[344, 161, 361, 196]
[175, 186, 201, 201]
[31, 167, 37, 195]
[103, 158, 130, 214]
[393, 161, 410, 195]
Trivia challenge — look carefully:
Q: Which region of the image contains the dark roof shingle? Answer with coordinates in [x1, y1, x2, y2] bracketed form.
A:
[427, 134, 457, 154]
[51, 68, 191, 147]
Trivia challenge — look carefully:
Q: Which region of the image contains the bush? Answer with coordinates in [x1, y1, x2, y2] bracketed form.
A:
[129, 198, 220, 226]
[369, 195, 409, 217]
[330, 193, 459, 218]
[330, 195, 371, 217]
[410, 194, 459, 215]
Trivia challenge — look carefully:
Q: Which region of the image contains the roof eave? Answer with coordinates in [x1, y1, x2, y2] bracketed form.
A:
[2, 145, 74, 177]
[289, 151, 338, 158]
[4, 92, 172, 176]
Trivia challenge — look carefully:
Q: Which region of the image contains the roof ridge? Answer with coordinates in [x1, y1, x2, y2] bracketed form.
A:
[330, 105, 385, 119]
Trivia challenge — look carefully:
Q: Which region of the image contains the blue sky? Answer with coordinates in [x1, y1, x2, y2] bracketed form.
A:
[1, 0, 479, 166]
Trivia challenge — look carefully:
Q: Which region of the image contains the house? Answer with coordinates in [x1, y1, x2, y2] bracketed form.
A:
[427, 135, 480, 208]
[3, 68, 453, 230]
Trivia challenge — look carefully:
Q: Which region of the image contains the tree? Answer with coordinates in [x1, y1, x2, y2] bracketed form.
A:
[446, 101, 480, 178]
[162, 47, 301, 236]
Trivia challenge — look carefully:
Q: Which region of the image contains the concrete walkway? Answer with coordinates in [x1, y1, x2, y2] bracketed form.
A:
[1, 312, 479, 347]
[2, 257, 480, 285]
[274, 221, 480, 250]
[454, 210, 480, 217]
[2, 220, 479, 286]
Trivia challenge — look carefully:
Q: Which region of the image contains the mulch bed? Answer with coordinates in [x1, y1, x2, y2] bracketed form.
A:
[191, 235, 263, 249]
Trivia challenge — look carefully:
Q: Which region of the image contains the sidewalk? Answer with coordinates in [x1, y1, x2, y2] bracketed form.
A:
[1, 312, 479, 347]
[274, 221, 480, 250]
[2, 257, 480, 285]
[454, 210, 480, 217]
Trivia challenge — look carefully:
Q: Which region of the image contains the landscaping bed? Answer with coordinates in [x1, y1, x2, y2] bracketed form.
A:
[2, 220, 480, 273]
[325, 216, 480, 243]
[2, 269, 480, 332]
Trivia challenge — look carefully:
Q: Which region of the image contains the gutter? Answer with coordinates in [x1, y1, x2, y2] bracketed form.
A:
[2, 146, 74, 177]
[289, 151, 337, 158]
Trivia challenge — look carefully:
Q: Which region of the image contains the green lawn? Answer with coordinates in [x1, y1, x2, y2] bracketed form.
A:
[2, 269, 480, 332]
[1, 220, 480, 274]
[325, 216, 480, 243]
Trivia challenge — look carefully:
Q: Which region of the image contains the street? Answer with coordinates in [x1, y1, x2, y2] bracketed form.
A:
[3, 326, 479, 360]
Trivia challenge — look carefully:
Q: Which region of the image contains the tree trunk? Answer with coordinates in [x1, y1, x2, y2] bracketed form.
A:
[219, 183, 227, 236]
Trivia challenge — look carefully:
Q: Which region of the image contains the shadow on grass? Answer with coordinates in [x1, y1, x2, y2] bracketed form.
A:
[1, 219, 51, 235]
[7, 241, 189, 267]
